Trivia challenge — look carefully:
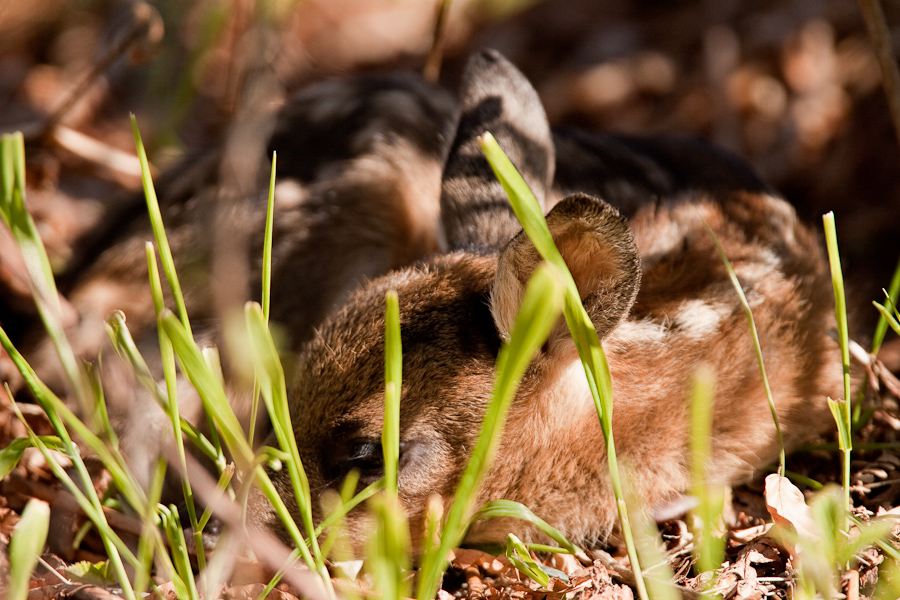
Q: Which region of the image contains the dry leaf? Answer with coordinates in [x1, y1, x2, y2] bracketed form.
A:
[764, 473, 820, 541]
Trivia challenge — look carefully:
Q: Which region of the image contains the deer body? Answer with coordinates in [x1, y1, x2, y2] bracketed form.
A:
[247, 50, 843, 550]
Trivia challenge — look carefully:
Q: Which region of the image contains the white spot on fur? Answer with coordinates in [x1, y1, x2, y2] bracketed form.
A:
[274, 179, 306, 210]
[733, 247, 782, 285]
[604, 318, 668, 351]
[546, 359, 595, 419]
[672, 299, 726, 338]
[637, 218, 684, 258]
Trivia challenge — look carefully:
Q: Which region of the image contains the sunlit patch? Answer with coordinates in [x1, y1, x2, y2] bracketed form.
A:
[604, 318, 669, 351]
[672, 299, 727, 338]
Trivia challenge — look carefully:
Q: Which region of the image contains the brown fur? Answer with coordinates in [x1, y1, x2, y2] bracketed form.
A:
[247, 50, 843, 552]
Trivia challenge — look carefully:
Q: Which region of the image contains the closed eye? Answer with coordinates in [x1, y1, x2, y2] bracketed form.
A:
[321, 437, 385, 487]
[347, 440, 385, 483]
[321, 436, 425, 489]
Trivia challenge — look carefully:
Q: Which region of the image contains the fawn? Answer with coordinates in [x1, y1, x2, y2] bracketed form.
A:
[239, 49, 844, 549]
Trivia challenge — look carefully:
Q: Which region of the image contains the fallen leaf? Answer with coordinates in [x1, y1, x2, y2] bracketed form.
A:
[764, 474, 820, 541]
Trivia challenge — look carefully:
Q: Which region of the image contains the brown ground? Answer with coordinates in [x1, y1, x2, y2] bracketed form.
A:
[2, 0, 900, 598]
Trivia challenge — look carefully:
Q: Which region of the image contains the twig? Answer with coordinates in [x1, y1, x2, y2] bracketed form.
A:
[28, 584, 123, 600]
[0, 472, 144, 538]
[424, 0, 453, 83]
[36, 556, 73, 585]
[51, 125, 146, 188]
[36, 2, 163, 139]
[858, 0, 900, 150]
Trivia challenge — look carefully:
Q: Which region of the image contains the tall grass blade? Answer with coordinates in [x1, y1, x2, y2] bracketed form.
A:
[262, 152, 277, 321]
[0, 132, 90, 411]
[384, 290, 402, 498]
[822, 212, 852, 516]
[688, 365, 726, 577]
[250, 151, 279, 446]
[479, 131, 650, 600]
[145, 243, 208, 565]
[8, 499, 50, 600]
[130, 115, 192, 334]
[244, 302, 329, 579]
[703, 220, 786, 474]
[416, 262, 566, 600]
[368, 494, 412, 599]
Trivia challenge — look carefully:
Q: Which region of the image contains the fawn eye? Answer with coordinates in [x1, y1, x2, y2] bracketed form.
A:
[347, 440, 385, 479]
[322, 435, 426, 489]
[321, 437, 385, 486]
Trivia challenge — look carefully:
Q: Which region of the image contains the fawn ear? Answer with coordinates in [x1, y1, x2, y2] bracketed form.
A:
[440, 49, 555, 251]
[491, 193, 641, 351]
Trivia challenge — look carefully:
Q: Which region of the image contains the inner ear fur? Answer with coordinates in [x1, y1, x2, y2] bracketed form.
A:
[490, 193, 641, 348]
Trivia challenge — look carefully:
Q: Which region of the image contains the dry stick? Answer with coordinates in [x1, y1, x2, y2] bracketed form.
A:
[858, 0, 900, 149]
[423, 0, 453, 83]
[37, 3, 163, 139]
[1, 472, 145, 539]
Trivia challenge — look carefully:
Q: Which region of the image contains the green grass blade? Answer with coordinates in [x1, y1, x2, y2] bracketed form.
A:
[8, 499, 51, 600]
[871, 256, 900, 354]
[262, 152, 277, 321]
[367, 494, 412, 599]
[315, 478, 384, 538]
[383, 290, 402, 498]
[479, 131, 649, 600]
[250, 151, 279, 446]
[244, 302, 328, 576]
[506, 534, 551, 588]
[159, 505, 199, 600]
[416, 261, 566, 600]
[1, 132, 90, 411]
[0, 436, 65, 478]
[0, 323, 150, 518]
[688, 365, 726, 577]
[873, 301, 900, 337]
[105, 311, 217, 461]
[130, 115, 192, 335]
[822, 212, 852, 517]
[11, 407, 138, 600]
[471, 499, 578, 554]
[703, 220, 786, 474]
[622, 478, 679, 600]
[146, 241, 205, 564]
[158, 310, 253, 467]
[135, 459, 168, 596]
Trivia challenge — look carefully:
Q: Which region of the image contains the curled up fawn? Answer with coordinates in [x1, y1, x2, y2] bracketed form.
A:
[237, 50, 845, 549]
